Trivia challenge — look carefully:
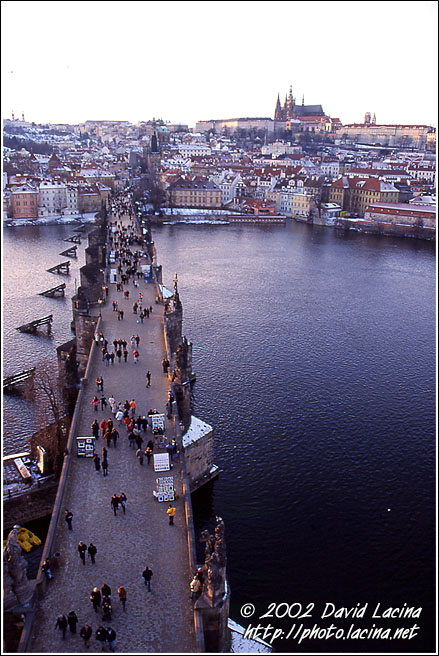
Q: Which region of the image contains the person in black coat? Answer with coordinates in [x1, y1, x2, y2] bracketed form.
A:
[88, 543, 97, 564]
[90, 587, 101, 612]
[55, 614, 67, 639]
[80, 624, 92, 647]
[95, 625, 108, 647]
[67, 610, 78, 634]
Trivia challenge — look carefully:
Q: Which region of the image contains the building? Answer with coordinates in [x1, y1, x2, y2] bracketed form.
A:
[364, 203, 436, 229]
[78, 185, 101, 213]
[66, 186, 79, 214]
[210, 172, 246, 204]
[275, 86, 326, 121]
[38, 180, 67, 215]
[261, 142, 302, 156]
[11, 184, 39, 219]
[178, 144, 212, 158]
[196, 117, 283, 137]
[407, 162, 436, 185]
[334, 123, 434, 149]
[167, 177, 222, 208]
[329, 177, 399, 216]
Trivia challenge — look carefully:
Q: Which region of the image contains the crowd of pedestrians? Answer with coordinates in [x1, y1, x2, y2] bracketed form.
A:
[46, 193, 192, 651]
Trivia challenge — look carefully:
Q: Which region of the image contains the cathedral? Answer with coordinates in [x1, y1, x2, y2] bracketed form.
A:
[274, 86, 326, 121]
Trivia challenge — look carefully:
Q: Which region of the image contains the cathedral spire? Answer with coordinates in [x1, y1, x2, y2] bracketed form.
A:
[274, 93, 282, 121]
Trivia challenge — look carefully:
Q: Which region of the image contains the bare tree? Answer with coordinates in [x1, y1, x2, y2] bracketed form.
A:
[25, 360, 69, 475]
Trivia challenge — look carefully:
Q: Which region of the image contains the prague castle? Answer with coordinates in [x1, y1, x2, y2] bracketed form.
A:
[274, 86, 326, 121]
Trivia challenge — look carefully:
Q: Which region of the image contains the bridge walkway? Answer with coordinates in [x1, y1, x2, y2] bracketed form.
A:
[29, 213, 197, 653]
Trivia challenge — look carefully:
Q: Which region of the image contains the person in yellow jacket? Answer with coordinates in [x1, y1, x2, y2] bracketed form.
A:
[166, 504, 176, 525]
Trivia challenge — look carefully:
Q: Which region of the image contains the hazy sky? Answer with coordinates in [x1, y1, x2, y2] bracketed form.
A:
[1, 1, 438, 128]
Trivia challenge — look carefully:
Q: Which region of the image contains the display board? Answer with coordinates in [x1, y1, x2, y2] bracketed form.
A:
[153, 476, 175, 502]
[76, 436, 95, 457]
[151, 414, 165, 433]
[153, 453, 170, 472]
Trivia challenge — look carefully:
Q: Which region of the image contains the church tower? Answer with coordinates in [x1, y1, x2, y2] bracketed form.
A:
[274, 93, 282, 121]
[147, 122, 161, 176]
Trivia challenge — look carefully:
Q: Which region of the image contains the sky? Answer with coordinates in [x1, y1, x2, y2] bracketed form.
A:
[1, 0, 438, 128]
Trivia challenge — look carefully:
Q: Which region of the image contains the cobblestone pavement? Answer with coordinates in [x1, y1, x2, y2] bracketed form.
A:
[29, 214, 197, 653]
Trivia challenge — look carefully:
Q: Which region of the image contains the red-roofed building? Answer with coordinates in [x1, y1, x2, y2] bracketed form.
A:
[329, 177, 399, 216]
[364, 203, 436, 229]
[11, 184, 39, 219]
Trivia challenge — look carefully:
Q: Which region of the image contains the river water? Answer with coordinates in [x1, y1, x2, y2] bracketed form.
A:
[2, 219, 436, 652]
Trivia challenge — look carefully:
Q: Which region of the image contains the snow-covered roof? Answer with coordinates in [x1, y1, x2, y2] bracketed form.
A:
[159, 285, 173, 299]
[182, 415, 213, 448]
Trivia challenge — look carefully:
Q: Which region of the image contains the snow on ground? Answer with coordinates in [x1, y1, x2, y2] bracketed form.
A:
[182, 415, 213, 448]
[4, 212, 97, 227]
[162, 207, 231, 215]
[163, 218, 230, 225]
[229, 619, 272, 653]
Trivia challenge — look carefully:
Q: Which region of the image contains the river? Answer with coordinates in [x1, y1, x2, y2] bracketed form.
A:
[2, 219, 436, 652]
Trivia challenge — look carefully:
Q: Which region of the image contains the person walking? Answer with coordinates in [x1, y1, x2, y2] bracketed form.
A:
[142, 566, 153, 591]
[104, 430, 112, 448]
[111, 427, 119, 448]
[106, 626, 117, 652]
[93, 454, 101, 473]
[91, 419, 100, 438]
[130, 399, 137, 417]
[136, 448, 144, 465]
[123, 348, 128, 362]
[100, 419, 108, 437]
[110, 494, 119, 515]
[145, 446, 153, 465]
[96, 376, 104, 392]
[145, 370, 151, 387]
[101, 583, 112, 598]
[133, 349, 139, 364]
[78, 541, 87, 565]
[167, 504, 176, 525]
[119, 492, 127, 514]
[128, 431, 136, 448]
[102, 598, 112, 622]
[88, 543, 97, 564]
[55, 614, 68, 639]
[67, 610, 79, 634]
[80, 624, 92, 648]
[102, 455, 109, 477]
[95, 625, 107, 651]
[91, 396, 100, 411]
[100, 396, 108, 410]
[115, 409, 124, 425]
[117, 586, 127, 611]
[65, 509, 73, 530]
[90, 587, 101, 613]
